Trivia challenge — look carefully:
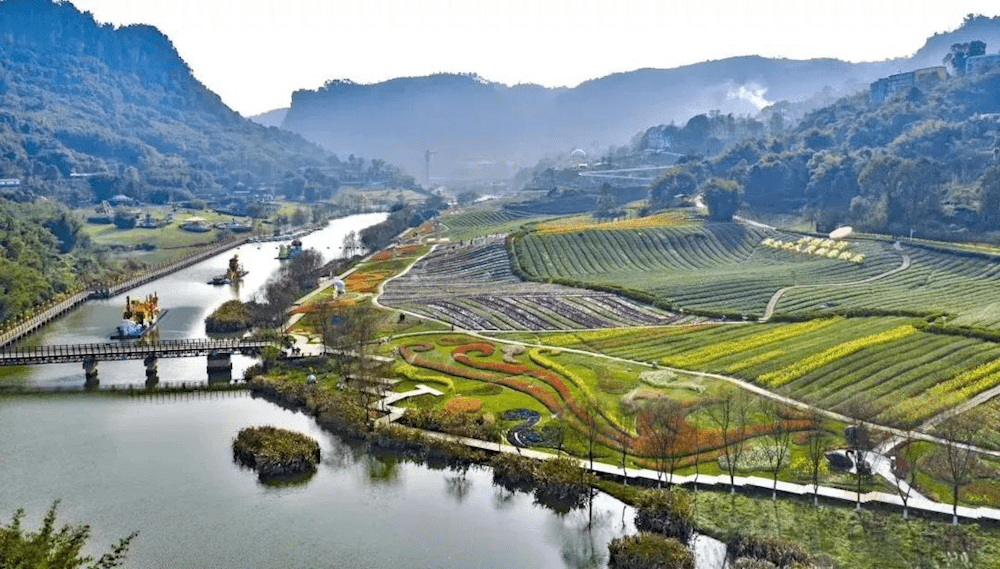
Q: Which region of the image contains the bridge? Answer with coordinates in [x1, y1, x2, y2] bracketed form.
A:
[0, 339, 274, 385]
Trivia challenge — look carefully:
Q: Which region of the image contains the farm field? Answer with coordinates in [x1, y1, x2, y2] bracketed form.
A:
[388, 333, 836, 479]
[511, 221, 902, 317]
[777, 245, 1000, 328]
[537, 317, 1000, 428]
[379, 235, 701, 330]
[439, 206, 550, 241]
[512, 217, 1000, 328]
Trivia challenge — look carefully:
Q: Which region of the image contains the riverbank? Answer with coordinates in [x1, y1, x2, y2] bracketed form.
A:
[247, 363, 1000, 569]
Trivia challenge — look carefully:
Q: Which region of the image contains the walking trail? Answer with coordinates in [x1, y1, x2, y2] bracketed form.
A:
[759, 250, 911, 322]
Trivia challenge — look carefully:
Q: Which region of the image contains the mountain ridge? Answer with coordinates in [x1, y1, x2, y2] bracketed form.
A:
[280, 15, 1000, 182]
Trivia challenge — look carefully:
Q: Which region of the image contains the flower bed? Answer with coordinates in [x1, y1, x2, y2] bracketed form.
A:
[443, 397, 484, 414]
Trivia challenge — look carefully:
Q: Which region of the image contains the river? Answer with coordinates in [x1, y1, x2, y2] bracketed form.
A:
[0, 212, 388, 389]
[0, 212, 726, 568]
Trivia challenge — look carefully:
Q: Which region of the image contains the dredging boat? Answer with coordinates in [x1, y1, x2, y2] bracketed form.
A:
[111, 293, 164, 339]
[208, 254, 249, 285]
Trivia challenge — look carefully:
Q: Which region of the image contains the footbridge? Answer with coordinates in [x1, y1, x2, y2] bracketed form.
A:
[0, 339, 273, 384]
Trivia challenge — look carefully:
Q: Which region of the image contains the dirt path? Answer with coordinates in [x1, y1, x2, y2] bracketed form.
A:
[759, 252, 911, 322]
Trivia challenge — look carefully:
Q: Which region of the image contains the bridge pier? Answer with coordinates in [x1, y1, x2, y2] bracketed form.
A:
[207, 351, 232, 383]
[83, 356, 98, 387]
[144, 355, 159, 388]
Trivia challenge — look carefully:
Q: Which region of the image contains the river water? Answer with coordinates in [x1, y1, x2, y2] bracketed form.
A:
[0, 212, 726, 568]
[0, 212, 388, 389]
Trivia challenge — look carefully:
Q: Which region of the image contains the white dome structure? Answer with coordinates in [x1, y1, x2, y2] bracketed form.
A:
[570, 148, 588, 159]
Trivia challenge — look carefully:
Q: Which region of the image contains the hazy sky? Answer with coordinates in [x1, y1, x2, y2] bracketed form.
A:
[69, 0, 1000, 116]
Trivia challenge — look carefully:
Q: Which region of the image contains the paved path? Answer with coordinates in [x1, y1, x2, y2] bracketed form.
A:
[374, 383, 443, 426]
[372, 240, 1000, 462]
[918, 381, 1000, 431]
[416, 429, 1000, 523]
[759, 252, 911, 322]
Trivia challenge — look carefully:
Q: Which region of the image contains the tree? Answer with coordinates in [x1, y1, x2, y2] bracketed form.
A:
[328, 304, 389, 430]
[943, 40, 986, 76]
[456, 190, 479, 206]
[595, 183, 618, 218]
[645, 398, 684, 487]
[979, 165, 1000, 230]
[700, 178, 741, 222]
[889, 430, 920, 520]
[0, 502, 136, 568]
[291, 207, 309, 226]
[844, 399, 878, 510]
[762, 400, 792, 501]
[932, 413, 983, 525]
[805, 408, 829, 507]
[341, 230, 359, 258]
[282, 248, 323, 291]
[649, 168, 697, 208]
[707, 390, 750, 494]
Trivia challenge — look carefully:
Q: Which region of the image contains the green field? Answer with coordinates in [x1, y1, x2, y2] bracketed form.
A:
[512, 221, 901, 317]
[538, 318, 1000, 428]
[511, 219, 1000, 328]
[440, 206, 549, 241]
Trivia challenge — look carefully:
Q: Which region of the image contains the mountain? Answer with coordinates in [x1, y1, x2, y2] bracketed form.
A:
[671, 61, 1000, 240]
[0, 0, 332, 203]
[281, 16, 1000, 183]
[250, 108, 288, 129]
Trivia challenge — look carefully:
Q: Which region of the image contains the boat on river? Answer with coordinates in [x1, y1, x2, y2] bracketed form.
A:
[208, 254, 249, 285]
[111, 293, 164, 339]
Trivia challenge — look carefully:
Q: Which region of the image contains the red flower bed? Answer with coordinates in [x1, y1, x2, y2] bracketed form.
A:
[371, 251, 393, 261]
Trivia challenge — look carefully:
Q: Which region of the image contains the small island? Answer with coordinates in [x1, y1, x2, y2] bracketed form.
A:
[232, 426, 321, 480]
[205, 299, 253, 333]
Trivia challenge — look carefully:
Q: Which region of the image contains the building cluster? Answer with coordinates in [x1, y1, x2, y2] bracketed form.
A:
[869, 67, 948, 103]
[870, 52, 1000, 103]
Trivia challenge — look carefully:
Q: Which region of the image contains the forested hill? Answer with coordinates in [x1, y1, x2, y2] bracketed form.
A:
[681, 64, 1000, 240]
[281, 16, 1000, 182]
[0, 0, 329, 200]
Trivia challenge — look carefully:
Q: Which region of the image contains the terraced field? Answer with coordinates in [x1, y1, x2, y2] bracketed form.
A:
[538, 318, 1000, 428]
[776, 245, 1000, 327]
[512, 222, 901, 317]
[440, 207, 548, 241]
[380, 236, 700, 330]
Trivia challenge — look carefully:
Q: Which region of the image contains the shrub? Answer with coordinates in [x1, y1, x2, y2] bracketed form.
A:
[726, 534, 812, 568]
[634, 489, 696, 545]
[232, 426, 321, 480]
[608, 533, 695, 569]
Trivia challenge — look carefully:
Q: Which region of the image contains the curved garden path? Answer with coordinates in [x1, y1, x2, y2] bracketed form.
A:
[759, 252, 911, 322]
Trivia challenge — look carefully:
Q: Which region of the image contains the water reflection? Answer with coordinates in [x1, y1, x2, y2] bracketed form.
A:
[444, 465, 473, 504]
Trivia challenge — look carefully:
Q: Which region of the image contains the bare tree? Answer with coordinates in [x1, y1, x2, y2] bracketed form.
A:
[330, 304, 388, 429]
[614, 429, 630, 485]
[889, 430, 919, 520]
[646, 398, 684, 487]
[845, 399, 878, 511]
[762, 400, 792, 501]
[933, 413, 983, 525]
[707, 390, 750, 494]
[805, 408, 829, 507]
[582, 401, 600, 473]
